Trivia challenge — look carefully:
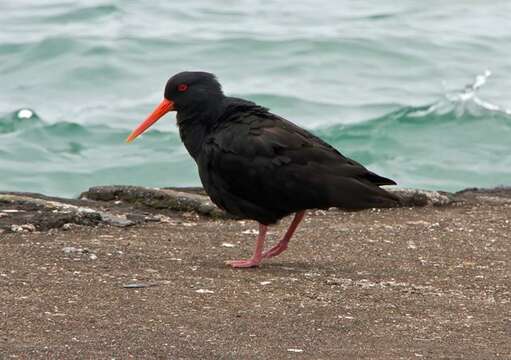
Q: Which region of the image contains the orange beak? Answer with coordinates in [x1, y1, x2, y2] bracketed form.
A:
[126, 99, 174, 143]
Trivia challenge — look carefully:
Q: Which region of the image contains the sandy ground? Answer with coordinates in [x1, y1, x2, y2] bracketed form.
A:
[1, 195, 511, 359]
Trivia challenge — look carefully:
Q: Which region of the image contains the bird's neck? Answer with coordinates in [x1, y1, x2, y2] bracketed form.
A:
[176, 99, 226, 159]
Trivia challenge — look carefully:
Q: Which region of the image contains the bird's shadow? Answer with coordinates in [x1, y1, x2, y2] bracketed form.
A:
[200, 259, 356, 277]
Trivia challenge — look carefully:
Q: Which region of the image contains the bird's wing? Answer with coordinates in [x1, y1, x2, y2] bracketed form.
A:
[201, 112, 397, 217]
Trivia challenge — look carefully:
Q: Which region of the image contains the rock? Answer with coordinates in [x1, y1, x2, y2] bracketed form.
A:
[2, 186, 510, 235]
[0, 193, 102, 231]
[454, 186, 511, 204]
[123, 283, 159, 289]
[391, 188, 454, 207]
[10, 225, 22, 232]
[221, 242, 236, 248]
[0, 193, 139, 231]
[62, 247, 97, 260]
[241, 229, 258, 235]
[10, 224, 36, 233]
[97, 212, 134, 227]
[406, 220, 430, 226]
[63, 246, 81, 254]
[150, 214, 175, 224]
[392, 186, 511, 207]
[195, 289, 214, 294]
[62, 223, 76, 231]
[80, 185, 230, 218]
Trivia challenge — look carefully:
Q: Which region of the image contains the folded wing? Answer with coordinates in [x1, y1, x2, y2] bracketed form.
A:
[199, 111, 398, 223]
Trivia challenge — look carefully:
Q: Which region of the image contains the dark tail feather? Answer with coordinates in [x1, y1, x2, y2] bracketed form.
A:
[330, 177, 401, 210]
[363, 171, 397, 186]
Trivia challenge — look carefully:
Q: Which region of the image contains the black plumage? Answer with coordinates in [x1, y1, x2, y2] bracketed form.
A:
[128, 71, 399, 267]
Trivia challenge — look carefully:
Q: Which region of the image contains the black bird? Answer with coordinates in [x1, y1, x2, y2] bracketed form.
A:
[127, 71, 399, 268]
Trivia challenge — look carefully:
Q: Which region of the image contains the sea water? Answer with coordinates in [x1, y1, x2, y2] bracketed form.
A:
[1, 1, 511, 197]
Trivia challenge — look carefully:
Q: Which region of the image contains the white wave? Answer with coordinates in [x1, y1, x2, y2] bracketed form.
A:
[444, 70, 511, 116]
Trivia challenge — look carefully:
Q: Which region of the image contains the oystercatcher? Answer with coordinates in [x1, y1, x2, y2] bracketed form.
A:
[127, 71, 398, 268]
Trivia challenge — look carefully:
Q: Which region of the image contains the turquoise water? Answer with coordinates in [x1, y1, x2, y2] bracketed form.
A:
[1, 1, 511, 197]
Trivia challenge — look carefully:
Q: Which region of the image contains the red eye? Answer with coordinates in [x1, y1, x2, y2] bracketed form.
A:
[177, 83, 188, 92]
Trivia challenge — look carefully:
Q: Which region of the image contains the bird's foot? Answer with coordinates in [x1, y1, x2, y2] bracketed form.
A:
[262, 242, 288, 258]
[225, 257, 262, 268]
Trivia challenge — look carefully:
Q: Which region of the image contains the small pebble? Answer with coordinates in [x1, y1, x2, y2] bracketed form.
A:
[195, 289, 214, 294]
[123, 283, 158, 289]
[241, 229, 258, 235]
[62, 223, 74, 230]
[11, 224, 36, 233]
[63, 246, 81, 254]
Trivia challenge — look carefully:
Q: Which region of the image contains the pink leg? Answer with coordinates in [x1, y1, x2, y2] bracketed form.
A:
[263, 211, 305, 259]
[226, 223, 267, 268]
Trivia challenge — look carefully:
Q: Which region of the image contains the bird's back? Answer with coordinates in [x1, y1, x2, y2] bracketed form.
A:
[197, 98, 399, 224]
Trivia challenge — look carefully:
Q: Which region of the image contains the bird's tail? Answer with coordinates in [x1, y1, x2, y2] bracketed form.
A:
[331, 177, 401, 210]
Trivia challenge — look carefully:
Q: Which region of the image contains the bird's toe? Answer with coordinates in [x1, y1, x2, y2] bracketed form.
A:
[225, 258, 262, 268]
[262, 243, 288, 258]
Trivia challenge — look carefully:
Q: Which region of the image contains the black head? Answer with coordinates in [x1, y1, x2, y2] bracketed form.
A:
[126, 71, 224, 142]
[164, 71, 224, 112]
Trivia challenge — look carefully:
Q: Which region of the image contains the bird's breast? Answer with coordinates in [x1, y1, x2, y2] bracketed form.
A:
[176, 122, 210, 160]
